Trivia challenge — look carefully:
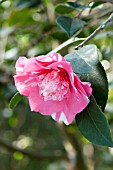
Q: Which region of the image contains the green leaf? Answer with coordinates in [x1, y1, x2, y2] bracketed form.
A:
[64, 45, 99, 74]
[67, 2, 90, 10]
[65, 45, 108, 110]
[14, 0, 42, 10]
[9, 92, 23, 109]
[89, 1, 106, 13]
[90, 1, 105, 9]
[77, 44, 99, 66]
[65, 52, 92, 74]
[55, 4, 74, 14]
[8, 9, 34, 26]
[76, 95, 113, 147]
[56, 16, 86, 36]
[79, 62, 108, 111]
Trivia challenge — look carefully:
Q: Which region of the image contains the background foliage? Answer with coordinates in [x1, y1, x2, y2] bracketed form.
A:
[0, 0, 113, 170]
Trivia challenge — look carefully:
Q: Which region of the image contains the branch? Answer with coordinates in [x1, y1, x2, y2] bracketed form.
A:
[0, 138, 68, 161]
[63, 125, 88, 170]
[75, 12, 113, 50]
[48, 37, 86, 55]
[57, 123, 88, 170]
[48, 9, 113, 54]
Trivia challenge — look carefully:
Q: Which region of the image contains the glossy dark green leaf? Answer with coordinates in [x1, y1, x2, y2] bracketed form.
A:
[9, 92, 23, 109]
[77, 44, 99, 66]
[55, 4, 74, 14]
[65, 45, 107, 110]
[65, 52, 92, 74]
[14, 0, 42, 10]
[90, 1, 105, 9]
[89, 1, 106, 13]
[67, 2, 90, 10]
[64, 45, 99, 74]
[76, 95, 113, 147]
[56, 16, 86, 36]
[79, 62, 108, 111]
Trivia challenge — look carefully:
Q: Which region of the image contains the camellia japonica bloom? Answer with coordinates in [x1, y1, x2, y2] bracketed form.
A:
[14, 52, 92, 125]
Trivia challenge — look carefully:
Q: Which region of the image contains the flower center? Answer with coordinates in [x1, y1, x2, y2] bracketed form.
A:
[38, 70, 70, 101]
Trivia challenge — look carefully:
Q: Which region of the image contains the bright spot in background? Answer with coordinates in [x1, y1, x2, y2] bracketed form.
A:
[101, 60, 110, 70]
[109, 147, 113, 155]
[13, 151, 23, 160]
[13, 135, 33, 149]
[1, 0, 11, 8]
[3, 108, 13, 118]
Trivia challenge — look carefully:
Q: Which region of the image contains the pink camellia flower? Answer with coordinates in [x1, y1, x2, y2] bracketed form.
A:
[14, 52, 92, 125]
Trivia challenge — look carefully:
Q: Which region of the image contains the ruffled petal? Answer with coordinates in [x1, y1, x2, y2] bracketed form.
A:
[28, 86, 43, 112]
[51, 107, 77, 125]
[14, 74, 30, 96]
[51, 112, 69, 125]
[15, 57, 28, 74]
[14, 73, 39, 96]
[74, 74, 92, 98]
[24, 57, 46, 73]
[38, 100, 64, 115]
[81, 82, 92, 97]
[28, 86, 65, 115]
[38, 52, 64, 62]
[35, 52, 65, 67]
[51, 88, 90, 125]
[48, 60, 73, 73]
[66, 89, 89, 113]
[47, 52, 65, 62]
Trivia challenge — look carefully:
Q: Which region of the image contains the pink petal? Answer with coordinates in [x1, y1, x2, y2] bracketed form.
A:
[28, 86, 65, 115]
[74, 74, 92, 98]
[36, 52, 65, 67]
[51, 112, 69, 125]
[37, 52, 64, 63]
[14, 73, 39, 96]
[51, 109, 76, 125]
[38, 100, 64, 115]
[65, 89, 89, 113]
[15, 57, 28, 74]
[28, 86, 43, 112]
[81, 82, 92, 97]
[14, 74, 30, 96]
[48, 60, 73, 73]
[24, 57, 45, 73]
[51, 87, 90, 125]
[47, 52, 65, 62]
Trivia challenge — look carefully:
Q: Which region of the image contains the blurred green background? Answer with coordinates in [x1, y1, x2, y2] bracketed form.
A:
[0, 0, 113, 170]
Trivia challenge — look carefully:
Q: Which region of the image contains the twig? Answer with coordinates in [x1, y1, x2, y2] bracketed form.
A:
[48, 10, 113, 54]
[0, 137, 68, 161]
[75, 12, 113, 50]
[48, 37, 86, 55]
